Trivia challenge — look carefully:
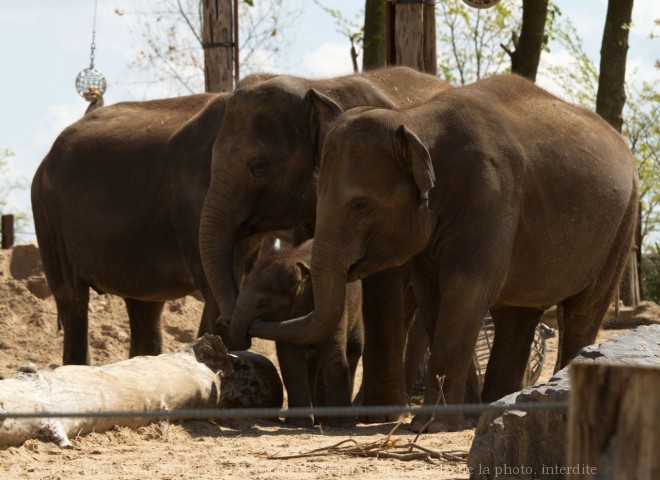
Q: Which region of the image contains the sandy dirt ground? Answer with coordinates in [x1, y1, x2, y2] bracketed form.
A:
[0, 245, 650, 480]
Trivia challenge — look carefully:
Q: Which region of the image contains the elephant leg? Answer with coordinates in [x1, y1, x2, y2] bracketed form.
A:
[276, 342, 315, 428]
[557, 207, 635, 371]
[359, 267, 407, 423]
[56, 284, 91, 365]
[481, 307, 543, 403]
[410, 295, 487, 433]
[346, 322, 364, 401]
[404, 313, 429, 399]
[318, 340, 355, 428]
[556, 288, 615, 371]
[125, 299, 164, 357]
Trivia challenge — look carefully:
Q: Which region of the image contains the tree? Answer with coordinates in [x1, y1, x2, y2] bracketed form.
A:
[503, 0, 548, 81]
[312, 1, 362, 72]
[626, 83, 660, 247]
[118, 0, 299, 95]
[596, 0, 634, 132]
[436, 0, 520, 85]
[595, 0, 637, 305]
[363, 0, 386, 71]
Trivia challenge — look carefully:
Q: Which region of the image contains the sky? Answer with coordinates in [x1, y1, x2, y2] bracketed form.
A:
[0, 0, 658, 241]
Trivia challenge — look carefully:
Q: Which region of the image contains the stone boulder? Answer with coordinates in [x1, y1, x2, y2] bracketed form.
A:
[468, 325, 660, 480]
[8, 244, 51, 299]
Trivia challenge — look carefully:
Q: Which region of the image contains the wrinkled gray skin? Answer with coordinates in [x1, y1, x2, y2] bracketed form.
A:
[233, 240, 363, 428]
[249, 74, 639, 432]
[32, 93, 254, 365]
[200, 66, 451, 419]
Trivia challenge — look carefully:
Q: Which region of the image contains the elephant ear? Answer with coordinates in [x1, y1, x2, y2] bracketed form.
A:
[394, 125, 436, 202]
[295, 261, 311, 283]
[304, 89, 344, 165]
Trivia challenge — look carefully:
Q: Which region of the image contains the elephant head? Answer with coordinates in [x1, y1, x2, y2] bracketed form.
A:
[199, 78, 331, 344]
[248, 108, 437, 345]
[232, 249, 313, 332]
[199, 69, 450, 350]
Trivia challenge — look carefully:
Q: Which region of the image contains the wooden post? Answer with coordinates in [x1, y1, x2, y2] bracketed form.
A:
[567, 362, 660, 479]
[202, 0, 235, 92]
[386, 0, 437, 75]
[1, 214, 14, 249]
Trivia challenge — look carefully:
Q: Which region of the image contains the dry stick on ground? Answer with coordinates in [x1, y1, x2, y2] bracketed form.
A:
[269, 375, 468, 463]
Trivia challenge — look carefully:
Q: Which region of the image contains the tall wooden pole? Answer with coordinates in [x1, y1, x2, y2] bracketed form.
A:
[202, 0, 236, 92]
[568, 362, 660, 479]
[386, 0, 437, 76]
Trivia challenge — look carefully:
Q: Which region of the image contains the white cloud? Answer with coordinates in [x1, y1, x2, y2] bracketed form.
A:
[632, 0, 660, 36]
[299, 42, 355, 78]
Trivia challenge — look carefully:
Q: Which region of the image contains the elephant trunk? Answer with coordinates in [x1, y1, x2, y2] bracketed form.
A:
[246, 234, 348, 346]
[199, 181, 244, 329]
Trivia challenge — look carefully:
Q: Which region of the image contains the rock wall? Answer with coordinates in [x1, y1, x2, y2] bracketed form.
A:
[468, 325, 660, 480]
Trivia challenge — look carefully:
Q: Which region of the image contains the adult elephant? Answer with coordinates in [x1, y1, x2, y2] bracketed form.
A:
[32, 93, 244, 365]
[247, 74, 639, 431]
[199, 66, 450, 420]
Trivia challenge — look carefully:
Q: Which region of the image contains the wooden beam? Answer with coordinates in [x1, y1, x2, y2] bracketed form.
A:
[1, 214, 14, 249]
[567, 362, 660, 479]
[202, 0, 235, 92]
[386, 0, 437, 75]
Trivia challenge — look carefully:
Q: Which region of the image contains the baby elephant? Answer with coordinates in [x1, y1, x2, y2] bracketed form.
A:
[233, 239, 363, 427]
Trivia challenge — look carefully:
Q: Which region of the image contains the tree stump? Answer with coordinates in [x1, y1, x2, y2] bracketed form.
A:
[567, 362, 660, 479]
[0, 334, 282, 447]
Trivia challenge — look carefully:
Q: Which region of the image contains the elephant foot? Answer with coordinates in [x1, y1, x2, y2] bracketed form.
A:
[409, 414, 473, 433]
[358, 411, 408, 424]
[324, 416, 356, 429]
[285, 415, 315, 428]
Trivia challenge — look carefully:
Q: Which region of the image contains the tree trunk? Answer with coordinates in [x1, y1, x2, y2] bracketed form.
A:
[596, 0, 634, 132]
[567, 362, 660, 479]
[0, 335, 282, 447]
[202, 0, 235, 92]
[509, 0, 548, 81]
[595, 0, 637, 306]
[387, 2, 437, 75]
[363, 0, 386, 71]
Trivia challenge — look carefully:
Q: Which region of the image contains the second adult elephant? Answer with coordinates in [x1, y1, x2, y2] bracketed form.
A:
[247, 75, 639, 432]
[31, 93, 261, 364]
[200, 66, 451, 419]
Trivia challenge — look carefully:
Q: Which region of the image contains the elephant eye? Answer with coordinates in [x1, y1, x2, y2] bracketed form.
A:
[256, 299, 269, 310]
[249, 157, 272, 178]
[350, 198, 374, 218]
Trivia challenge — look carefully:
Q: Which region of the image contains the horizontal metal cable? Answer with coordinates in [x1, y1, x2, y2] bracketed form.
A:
[0, 401, 568, 420]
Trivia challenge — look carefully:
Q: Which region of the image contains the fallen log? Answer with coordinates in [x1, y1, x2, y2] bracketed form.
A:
[0, 334, 282, 447]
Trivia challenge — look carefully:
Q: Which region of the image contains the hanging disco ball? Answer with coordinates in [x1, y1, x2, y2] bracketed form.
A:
[462, 0, 501, 8]
[75, 67, 107, 101]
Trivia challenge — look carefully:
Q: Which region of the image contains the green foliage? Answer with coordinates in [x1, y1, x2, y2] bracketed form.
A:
[642, 247, 660, 303]
[541, 15, 599, 108]
[436, 0, 520, 85]
[122, 0, 298, 95]
[313, 1, 362, 46]
[624, 83, 660, 248]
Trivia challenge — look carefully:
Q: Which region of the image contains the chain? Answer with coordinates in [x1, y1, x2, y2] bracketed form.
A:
[89, 0, 98, 69]
[0, 401, 569, 421]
